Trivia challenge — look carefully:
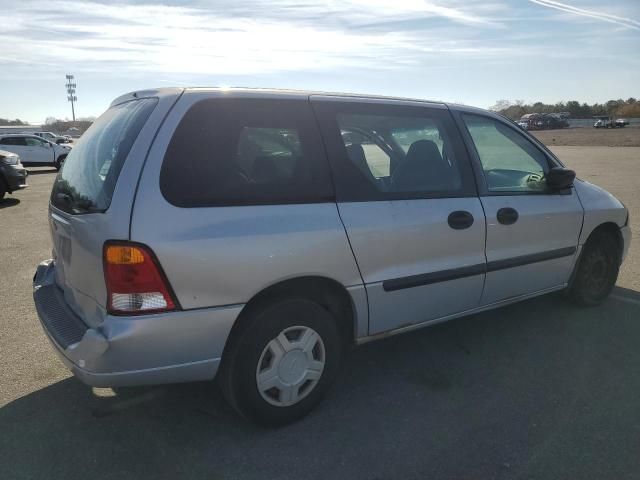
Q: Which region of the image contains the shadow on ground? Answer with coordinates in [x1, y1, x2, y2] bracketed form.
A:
[26, 169, 57, 175]
[0, 197, 20, 209]
[2, 289, 640, 480]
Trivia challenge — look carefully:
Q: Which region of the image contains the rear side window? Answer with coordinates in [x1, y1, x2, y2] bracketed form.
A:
[160, 98, 333, 207]
[51, 98, 157, 214]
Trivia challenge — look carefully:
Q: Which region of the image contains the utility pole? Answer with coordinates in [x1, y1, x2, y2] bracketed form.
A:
[65, 74, 77, 122]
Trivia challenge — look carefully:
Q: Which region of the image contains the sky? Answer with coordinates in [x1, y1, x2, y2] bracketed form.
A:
[0, 0, 638, 123]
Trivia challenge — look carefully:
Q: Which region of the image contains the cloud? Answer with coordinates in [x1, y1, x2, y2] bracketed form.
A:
[0, 0, 511, 77]
[528, 0, 640, 31]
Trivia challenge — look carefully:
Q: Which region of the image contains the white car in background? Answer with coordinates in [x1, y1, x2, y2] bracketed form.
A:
[34, 131, 72, 144]
[0, 134, 72, 170]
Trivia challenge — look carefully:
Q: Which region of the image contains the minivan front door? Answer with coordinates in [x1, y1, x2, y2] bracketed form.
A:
[458, 113, 583, 305]
[312, 98, 486, 335]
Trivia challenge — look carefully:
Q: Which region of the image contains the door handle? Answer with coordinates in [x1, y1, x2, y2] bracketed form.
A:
[497, 207, 519, 225]
[448, 210, 474, 230]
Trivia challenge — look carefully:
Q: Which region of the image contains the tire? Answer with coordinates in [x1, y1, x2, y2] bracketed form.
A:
[218, 298, 343, 426]
[568, 231, 620, 306]
[0, 177, 6, 200]
[55, 156, 66, 171]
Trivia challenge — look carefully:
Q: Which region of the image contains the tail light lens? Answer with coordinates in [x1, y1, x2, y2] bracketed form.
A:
[103, 242, 177, 315]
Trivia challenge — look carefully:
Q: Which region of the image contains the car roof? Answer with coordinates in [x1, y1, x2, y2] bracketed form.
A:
[111, 86, 494, 112]
[109, 87, 511, 126]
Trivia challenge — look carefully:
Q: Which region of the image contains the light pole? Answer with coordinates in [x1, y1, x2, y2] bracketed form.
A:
[65, 74, 77, 122]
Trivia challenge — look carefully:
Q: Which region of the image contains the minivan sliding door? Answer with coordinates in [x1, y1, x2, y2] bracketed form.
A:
[312, 97, 486, 335]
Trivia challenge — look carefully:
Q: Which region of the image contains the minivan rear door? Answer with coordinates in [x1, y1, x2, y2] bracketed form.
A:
[312, 97, 486, 335]
[48, 89, 183, 326]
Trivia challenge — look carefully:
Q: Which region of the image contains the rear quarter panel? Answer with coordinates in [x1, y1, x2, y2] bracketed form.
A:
[48, 88, 184, 327]
[130, 90, 364, 313]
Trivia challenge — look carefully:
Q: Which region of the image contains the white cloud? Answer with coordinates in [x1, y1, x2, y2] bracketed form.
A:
[528, 0, 640, 30]
[0, 0, 512, 76]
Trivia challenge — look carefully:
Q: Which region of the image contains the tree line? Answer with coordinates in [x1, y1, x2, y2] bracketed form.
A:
[44, 118, 94, 134]
[492, 98, 640, 120]
[0, 117, 93, 134]
[0, 118, 28, 126]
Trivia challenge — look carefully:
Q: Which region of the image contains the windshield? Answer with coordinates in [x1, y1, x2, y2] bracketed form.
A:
[51, 98, 157, 214]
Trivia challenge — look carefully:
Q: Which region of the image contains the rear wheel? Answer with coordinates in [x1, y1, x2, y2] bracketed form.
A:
[569, 231, 620, 306]
[0, 177, 6, 200]
[219, 298, 343, 426]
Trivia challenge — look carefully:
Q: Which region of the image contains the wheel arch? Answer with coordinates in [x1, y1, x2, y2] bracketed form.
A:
[222, 276, 359, 360]
[584, 222, 623, 263]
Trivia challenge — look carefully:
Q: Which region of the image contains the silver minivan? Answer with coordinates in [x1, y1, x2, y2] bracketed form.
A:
[34, 88, 631, 425]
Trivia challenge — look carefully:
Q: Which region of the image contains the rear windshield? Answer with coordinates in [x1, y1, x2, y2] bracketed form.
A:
[51, 98, 157, 214]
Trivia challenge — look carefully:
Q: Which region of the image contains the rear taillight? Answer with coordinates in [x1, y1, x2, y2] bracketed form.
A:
[103, 242, 177, 315]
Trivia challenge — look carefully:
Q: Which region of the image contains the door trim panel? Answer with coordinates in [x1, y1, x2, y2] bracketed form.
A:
[383, 264, 486, 291]
[486, 246, 576, 272]
[381, 246, 576, 292]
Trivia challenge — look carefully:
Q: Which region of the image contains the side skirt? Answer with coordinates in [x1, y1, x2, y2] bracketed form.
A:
[355, 284, 567, 345]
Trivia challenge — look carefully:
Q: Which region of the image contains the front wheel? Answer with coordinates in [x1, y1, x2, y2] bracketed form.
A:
[568, 231, 620, 306]
[219, 298, 343, 426]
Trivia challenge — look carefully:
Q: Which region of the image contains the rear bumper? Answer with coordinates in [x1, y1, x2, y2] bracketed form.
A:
[1, 164, 28, 192]
[33, 260, 242, 387]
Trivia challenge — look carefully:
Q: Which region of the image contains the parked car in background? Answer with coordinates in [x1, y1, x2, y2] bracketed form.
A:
[593, 116, 628, 128]
[63, 127, 82, 138]
[519, 113, 568, 130]
[34, 131, 72, 144]
[0, 134, 72, 170]
[0, 149, 27, 200]
[33, 88, 631, 426]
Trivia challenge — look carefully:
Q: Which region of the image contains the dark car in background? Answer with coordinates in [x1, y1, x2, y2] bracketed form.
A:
[519, 113, 569, 130]
[0, 149, 27, 200]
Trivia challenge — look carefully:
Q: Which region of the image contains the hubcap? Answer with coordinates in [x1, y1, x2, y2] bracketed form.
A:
[256, 326, 325, 407]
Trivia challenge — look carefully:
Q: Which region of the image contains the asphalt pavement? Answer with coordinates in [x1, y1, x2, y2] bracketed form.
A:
[1, 147, 639, 480]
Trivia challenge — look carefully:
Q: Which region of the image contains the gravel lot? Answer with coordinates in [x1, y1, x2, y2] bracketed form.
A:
[1, 146, 640, 480]
[532, 126, 640, 147]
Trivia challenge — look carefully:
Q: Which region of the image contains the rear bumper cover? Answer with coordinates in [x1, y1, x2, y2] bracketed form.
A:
[33, 260, 242, 387]
[1, 164, 28, 192]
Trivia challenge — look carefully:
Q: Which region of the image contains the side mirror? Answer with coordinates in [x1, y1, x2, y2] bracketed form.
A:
[546, 167, 575, 190]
